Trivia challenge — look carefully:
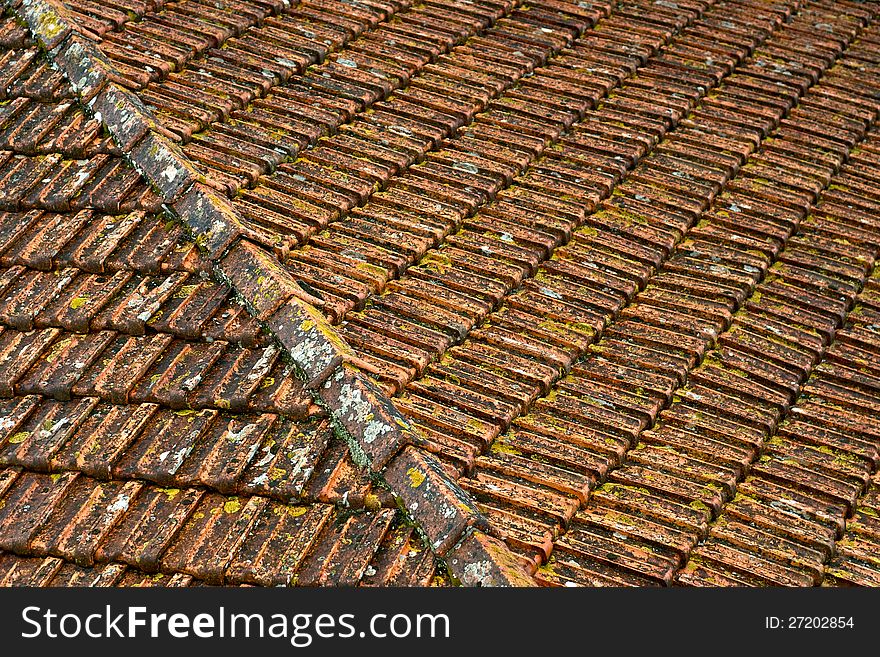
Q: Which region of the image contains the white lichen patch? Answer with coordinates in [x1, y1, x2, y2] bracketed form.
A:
[181, 374, 201, 391]
[250, 445, 275, 469]
[362, 418, 392, 445]
[208, 218, 228, 240]
[161, 163, 179, 183]
[337, 380, 392, 446]
[285, 446, 313, 483]
[245, 441, 261, 464]
[462, 560, 493, 586]
[74, 169, 92, 186]
[226, 423, 256, 444]
[166, 446, 191, 471]
[245, 346, 277, 383]
[288, 333, 335, 373]
[38, 417, 70, 439]
[452, 161, 479, 175]
[106, 493, 131, 514]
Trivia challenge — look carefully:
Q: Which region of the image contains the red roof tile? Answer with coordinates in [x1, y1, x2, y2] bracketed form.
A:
[2, 0, 880, 587]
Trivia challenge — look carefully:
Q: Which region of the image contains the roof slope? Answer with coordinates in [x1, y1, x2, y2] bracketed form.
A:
[0, 0, 879, 587]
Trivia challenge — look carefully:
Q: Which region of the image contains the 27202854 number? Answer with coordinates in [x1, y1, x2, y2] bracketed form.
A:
[788, 617, 854, 629]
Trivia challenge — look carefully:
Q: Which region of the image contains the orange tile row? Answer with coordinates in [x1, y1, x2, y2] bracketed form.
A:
[0, 468, 435, 585]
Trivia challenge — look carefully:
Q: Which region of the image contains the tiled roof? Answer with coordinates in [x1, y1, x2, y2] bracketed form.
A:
[0, 0, 879, 587]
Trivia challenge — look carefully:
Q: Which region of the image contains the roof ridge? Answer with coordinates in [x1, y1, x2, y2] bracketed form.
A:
[7, 0, 536, 586]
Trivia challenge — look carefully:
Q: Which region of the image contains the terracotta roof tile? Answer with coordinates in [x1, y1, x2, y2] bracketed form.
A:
[420, 0, 880, 584]
[301, 435, 374, 505]
[45, 559, 127, 586]
[2, 0, 880, 587]
[116, 570, 195, 587]
[15, 329, 117, 399]
[224, 501, 334, 586]
[0, 553, 65, 586]
[236, 417, 332, 499]
[159, 492, 268, 582]
[94, 484, 205, 571]
[0, 397, 98, 470]
[50, 403, 151, 476]
[168, 414, 268, 489]
[110, 407, 219, 483]
[359, 522, 438, 587]
[0, 470, 80, 553]
[292, 508, 396, 585]
[29, 477, 143, 565]
[35, 269, 133, 332]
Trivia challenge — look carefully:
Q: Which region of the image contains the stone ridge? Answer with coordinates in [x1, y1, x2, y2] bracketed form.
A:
[7, 0, 536, 586]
